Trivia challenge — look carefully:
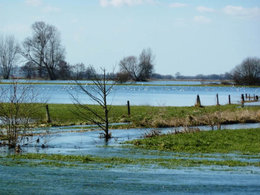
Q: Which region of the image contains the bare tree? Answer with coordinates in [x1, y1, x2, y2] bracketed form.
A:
[232, 57, 260, 85]
[0, 81, 42, 151]
[138, 48, 154, 81]
[72, 63, 86, 80]
[71, 68, 114, 141]
[119, 48, 155, 81]
[22, 21, 65, 80]
[119, 56, 138, 81]
[0, 35, 20, 79]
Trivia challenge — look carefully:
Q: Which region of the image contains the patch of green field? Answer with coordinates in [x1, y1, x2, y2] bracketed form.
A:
[0, 103, 259, 128]
[128, 128, 260, 154]
[1, 153, 259, 169]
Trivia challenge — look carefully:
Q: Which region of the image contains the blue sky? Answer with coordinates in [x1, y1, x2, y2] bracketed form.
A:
[0, 0, 260, 76]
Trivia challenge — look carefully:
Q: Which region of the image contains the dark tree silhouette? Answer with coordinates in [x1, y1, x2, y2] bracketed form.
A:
[119, 48, 155, 81]
[232, 57, 260, 85]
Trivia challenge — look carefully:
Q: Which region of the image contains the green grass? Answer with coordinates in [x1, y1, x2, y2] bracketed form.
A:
[0, 103, 259, 128]
[1, 153, 259, 169]
[128, 128, 260, 154]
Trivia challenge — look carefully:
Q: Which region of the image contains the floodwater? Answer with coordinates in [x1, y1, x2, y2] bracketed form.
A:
[1, 124, 260, 194]
[0, 80, 260, 193]
[0, 81, 259, 106]
[0, 79, 215, 85]
[1, 165, 260, 194]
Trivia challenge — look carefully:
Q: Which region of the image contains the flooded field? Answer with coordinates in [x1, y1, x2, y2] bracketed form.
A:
[1, 123, 260, 194]
[0, 80, 259, 106]
[0, 80, 259, 194]
[1, 164, 260, 194]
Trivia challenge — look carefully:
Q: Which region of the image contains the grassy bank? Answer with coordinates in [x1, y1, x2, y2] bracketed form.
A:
[1, 128, 260, 168]
[128, 128, 260, 154]
[0, 103, 259, 128]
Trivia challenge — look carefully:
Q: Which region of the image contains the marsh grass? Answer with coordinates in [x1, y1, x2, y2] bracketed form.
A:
[128, 128, 260, 154]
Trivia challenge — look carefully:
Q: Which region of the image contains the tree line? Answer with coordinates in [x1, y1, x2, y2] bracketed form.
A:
[0, 21, 259, 85]
[0, 21, 155, 82]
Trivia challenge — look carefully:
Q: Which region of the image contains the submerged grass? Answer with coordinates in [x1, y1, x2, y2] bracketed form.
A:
[1, 153, 259, 169]
[128, 128, 260, 154]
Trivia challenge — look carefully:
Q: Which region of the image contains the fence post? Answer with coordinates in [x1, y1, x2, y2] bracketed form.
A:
[46, 104, 51, 123]
[241, 94, 245, 107]
[195, 95, 202, 107]
[127, 100, 131, 116]
[228, 95, 231, 105]
[216, 94, 220, 106]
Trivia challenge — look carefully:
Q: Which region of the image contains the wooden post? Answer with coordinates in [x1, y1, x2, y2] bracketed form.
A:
[245, 93, 248, 99]
[127, 100, 131, 116]
[216, 94, 220, 106]
[241, 94, 244, 107]
[195, 95, 201, 107]
[46, 104, 51, 123]
[249, 94, 251, 101]
[228, 95, 231, 105]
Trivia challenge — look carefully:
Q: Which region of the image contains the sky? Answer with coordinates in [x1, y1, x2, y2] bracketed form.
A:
[0, 0, 260, 76]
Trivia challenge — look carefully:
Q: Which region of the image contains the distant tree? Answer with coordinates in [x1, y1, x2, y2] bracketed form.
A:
[85, 66, 97, 80]
[20, 61, 37, 79]
[56, 60, 71, 80]
[71, 63, 97, 80]
[119, 56, 139, 81]
[22, 21, 65, 80]
[175, 72, 182, 79]
[151, 73, 174, 80]
[0, 35, 20, 79]
[119, 48, 155, 81]
[72, 63, 86, 80]
[115, 72, 131, 83]
[231, 57, 260, 85]
[138, 48, 154, 80]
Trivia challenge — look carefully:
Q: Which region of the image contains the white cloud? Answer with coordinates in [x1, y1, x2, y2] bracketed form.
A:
[197, 6, 215, 13]
[43, 6, 61, 13]
[100, 0, 154, 7]
[223, 5, 260, 18]
[25, 0, 42, 7]
[193, 16, 211, 24]
[169, 3, 188, 8]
